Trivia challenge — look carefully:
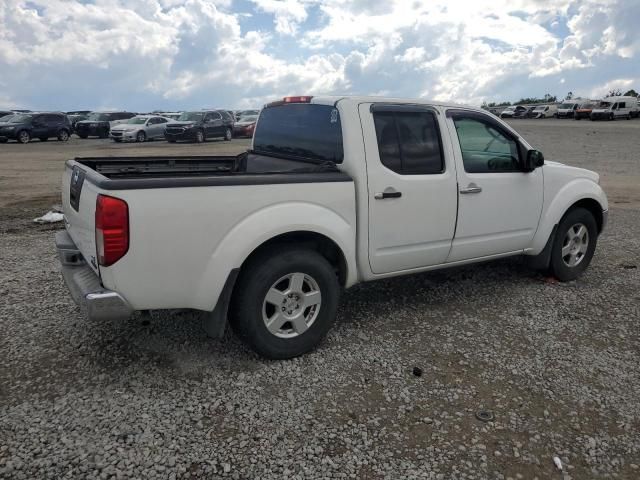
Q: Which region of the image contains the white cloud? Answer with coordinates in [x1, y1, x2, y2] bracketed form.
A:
[250, 0, 307, 35]
[0, 0, 637, 109]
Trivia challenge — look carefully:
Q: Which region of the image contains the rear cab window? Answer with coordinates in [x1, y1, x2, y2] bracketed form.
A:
[253, 103, 343, 163]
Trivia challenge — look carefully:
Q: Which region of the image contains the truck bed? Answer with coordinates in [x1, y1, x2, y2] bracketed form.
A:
[71, 153, 350, 190]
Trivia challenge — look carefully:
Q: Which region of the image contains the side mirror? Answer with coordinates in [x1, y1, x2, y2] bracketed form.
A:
[524, 150, 544, 172]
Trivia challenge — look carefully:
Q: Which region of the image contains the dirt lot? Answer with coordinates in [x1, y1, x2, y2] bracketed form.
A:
[1, 122, 639, 479]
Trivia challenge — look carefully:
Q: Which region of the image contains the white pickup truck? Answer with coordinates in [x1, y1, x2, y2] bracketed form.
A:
[57, 96, 608, 359]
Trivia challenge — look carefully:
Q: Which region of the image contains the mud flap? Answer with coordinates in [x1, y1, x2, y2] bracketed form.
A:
[201, 269, 239, 338]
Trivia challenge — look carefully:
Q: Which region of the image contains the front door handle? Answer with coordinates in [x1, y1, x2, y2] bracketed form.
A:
[460, 183, 482, 194]
[374, 188, 402, 200]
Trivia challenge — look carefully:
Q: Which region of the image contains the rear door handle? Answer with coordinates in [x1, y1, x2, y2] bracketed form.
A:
[460, 183, 482, 194]
[374, 189, 402, 200]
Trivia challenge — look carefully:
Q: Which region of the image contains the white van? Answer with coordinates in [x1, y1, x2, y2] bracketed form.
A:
[531, 104, 558, 119]
[557, 100, 583, 119]
[590, 96, 639, 120]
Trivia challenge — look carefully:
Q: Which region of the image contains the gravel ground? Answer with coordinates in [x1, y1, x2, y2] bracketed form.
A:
[1, 121, 640, 479]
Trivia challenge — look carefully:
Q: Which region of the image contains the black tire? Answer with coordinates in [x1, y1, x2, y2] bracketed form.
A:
[549, 208, 598, 282]
[39, 137, 48, 142]
[57, 129, 70, 141]
[136, 130, 146, 142]
[627, 114, 631, 120]
[230, 248, 340, 359]
[195, 129, 204, 143]
[99, 128, 109, 138]
[113, 138, 122, 143]
[609, 114, 614, 121]
[16, 130, 30, 144]
[224, 128, 232, 141]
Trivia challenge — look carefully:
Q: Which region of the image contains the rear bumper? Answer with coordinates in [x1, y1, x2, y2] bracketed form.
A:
[55, 230, 133, 321]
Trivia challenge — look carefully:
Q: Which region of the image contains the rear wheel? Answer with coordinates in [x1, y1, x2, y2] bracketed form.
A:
[195, 129, 204, 143]
[99, 128, 109, 138]
[231, 248, 340, 359]
[224, 128, 232, 141]
[549, 208, 598, 281]
[17, 130, 30, 144]
[136, 130, 146, 142]
[57, 129, 70, 141]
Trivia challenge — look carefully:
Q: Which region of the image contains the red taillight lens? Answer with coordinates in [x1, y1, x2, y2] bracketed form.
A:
[283, 96, 313, 103]
[95, 194, 129, 267]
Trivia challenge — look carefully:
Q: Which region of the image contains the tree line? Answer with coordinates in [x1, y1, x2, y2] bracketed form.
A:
[483, 89, 639, 108]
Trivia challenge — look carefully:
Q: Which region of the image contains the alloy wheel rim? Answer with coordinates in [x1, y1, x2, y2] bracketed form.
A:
[562, 223, 589, 268]
[19, 131, 28, 142]
[262, 272, 322, 338]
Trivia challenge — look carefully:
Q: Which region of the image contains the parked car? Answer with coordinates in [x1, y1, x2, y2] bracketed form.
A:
[574, 101, 598, 120]
[0, 112, 72, 144]
[57, 95, 608, 359]
[499, 105, 527, 118]
[232, 114, 258, 137]
[74, 111, 136, 138]
[109, 115, 172, 142]
[164, 110, 234, 143]
[531, 104, 558, 118]
[557, 102, 580, 119]
[158, 112, 182, 120]
[236, 109, 260, 121]
[590, 96, 639, 120]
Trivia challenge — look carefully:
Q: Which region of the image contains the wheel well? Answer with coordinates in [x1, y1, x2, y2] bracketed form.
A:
[568, 198, 604, 232]
[239, 231, 348, 286]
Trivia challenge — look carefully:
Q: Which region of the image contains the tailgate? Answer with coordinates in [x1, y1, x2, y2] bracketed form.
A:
[62, 161, 101, 274]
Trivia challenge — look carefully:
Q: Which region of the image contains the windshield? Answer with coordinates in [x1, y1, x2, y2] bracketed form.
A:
[533, 106, 546, 111]
[559, 103, 575, 109]
[127, 117, 148, 124]
[239, 115, 258, 123]
[579, 103, 597, 109]
[87, 113, 109, 121]
[178, 112, 204, 121]
[253, 104, 343, 163]
[5, 114, 32, 123]
[504, 107, 515, 111]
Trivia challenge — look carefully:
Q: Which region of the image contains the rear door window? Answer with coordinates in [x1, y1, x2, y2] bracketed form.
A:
[253, 104, 343, 163]
[372, 109, 444, 175]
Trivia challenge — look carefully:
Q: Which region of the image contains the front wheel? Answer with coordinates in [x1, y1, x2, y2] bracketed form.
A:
[17, 130, 30, 144]
[57, 129, 70, 141]
[136, 130, 146, 142]
[231, 248, 340, 359]
[549, 208, 598, 281]
[195, 130, 204, 143]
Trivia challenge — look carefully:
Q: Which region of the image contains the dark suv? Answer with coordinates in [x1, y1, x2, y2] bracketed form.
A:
[74, 111, 136, 138]
[0, 112, 72, 144]
[164, 110, 234, 143]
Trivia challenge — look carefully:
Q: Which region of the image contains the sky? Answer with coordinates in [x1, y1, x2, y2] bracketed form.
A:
[0, 0, 639, 111]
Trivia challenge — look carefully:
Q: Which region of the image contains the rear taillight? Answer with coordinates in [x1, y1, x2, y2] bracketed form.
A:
[95, 194, 129, 267]
[283, 96, 313, 103]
